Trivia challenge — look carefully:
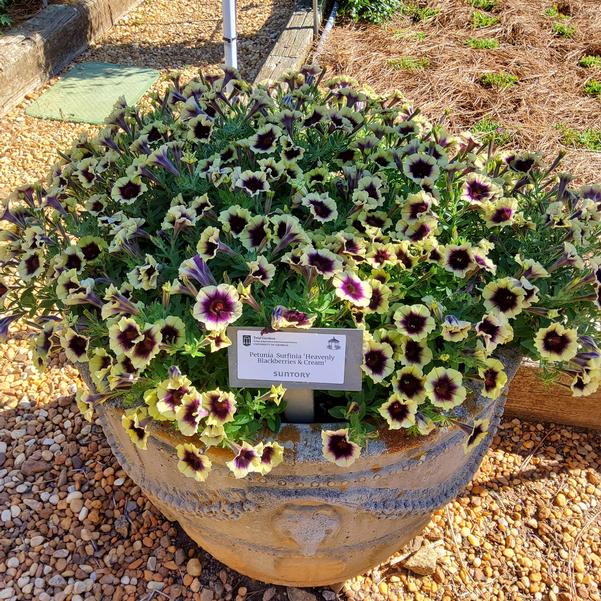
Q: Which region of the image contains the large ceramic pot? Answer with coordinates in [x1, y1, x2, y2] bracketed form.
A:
[89, 352, 520, 587]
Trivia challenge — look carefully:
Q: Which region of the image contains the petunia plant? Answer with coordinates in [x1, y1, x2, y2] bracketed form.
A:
[1, 66, 600, 478]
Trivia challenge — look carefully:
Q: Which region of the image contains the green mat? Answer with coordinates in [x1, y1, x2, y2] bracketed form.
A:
[25, 62, 161, 125]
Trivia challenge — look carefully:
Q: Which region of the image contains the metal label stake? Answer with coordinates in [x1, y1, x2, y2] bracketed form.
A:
[284, 388, 315, 423]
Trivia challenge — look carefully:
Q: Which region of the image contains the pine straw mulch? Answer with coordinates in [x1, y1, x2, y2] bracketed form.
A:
[320, 0, 601, 183]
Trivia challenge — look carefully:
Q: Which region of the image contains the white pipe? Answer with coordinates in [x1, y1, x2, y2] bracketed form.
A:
[313, 0, 320, 38]
[313, 0, 339, 62]
[222, 0, 238, 69]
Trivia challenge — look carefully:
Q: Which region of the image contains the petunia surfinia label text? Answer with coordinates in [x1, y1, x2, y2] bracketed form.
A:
[228, 327, 363, 390]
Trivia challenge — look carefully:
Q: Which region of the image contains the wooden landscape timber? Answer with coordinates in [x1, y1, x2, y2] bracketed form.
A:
[506, 360, 601, 430]
[0, 0, 143, 117]
[254, 0, 318, 83]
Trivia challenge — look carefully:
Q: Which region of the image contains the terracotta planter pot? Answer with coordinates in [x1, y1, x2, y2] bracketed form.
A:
[87, 352, 520, 587]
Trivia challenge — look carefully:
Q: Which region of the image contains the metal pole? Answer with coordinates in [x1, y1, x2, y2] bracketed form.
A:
[313, 0, 319, 38]
[284, 388, 315, 423]
[223, 0, 238, 69]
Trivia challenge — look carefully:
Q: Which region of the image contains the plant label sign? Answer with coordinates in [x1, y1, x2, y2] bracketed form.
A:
[227, 327, 363, 390]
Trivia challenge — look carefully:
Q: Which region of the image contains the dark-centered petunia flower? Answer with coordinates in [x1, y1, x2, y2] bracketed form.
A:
[379, 394, 418, 430]
[333, 272, 372, 307]
[206, 329, 232, 352]
[155, 368, 192, 419]
[193, 284, 242, 331]
[362, 339, 395, 383]
[204, 389, 237, 425]
[187, 114, 214, 143]
[128, 254, 160, 290]
[482, 277, 526, 318]
[394, 304, 436, 341]
[111, 175, 147, 205]
[364, 279, 391, 314]
[226, 442, 260, 479]
[176, 391, 209, 436]
[157, 316, 186, 350]
[425, 366, 467, 409]
[483, 198, 518, 228]
[442, 244, 475, 277]
[366, 243, 396, 269]
[243, 255, 274, 287]
[461, 173, 499, 204]
[322, 429, 361, 467]
[77, 236, 105, 263]
[236, 170, 270, 197]
[218, 205, 252, 236]
[441, 315, 472, 342]
[176, 443, 212, 481]
[271, 305, 316, 329]
[403, 153, 440, 184]
[478, 357, 508, 399]
[254, 442, 285, 475]
[89, 348, 113, 391]
[301, 247, 343, 279]
[302, 192, 338, 223]
[392, 365, 427, 404]
[399, 338, 433, 368]
[248, 123, 282, 154]
[534, 323, 578, 362]
[475, 313, 514, 352]
[517, 256, 551, 281]
[17, 250, 45, 282]
[463, 418, 490, 454]
[570, 370, 600, 397]
[271, 214, 309, 254]
[281, 141, 304, 163]
[399, 191, 434, 224]
[122, 409, 150, 451]
[58, 327, 89, 363]
[508, 152, 539, 173]
[240, 216, 271, 252]
[129, 323, 163, 369]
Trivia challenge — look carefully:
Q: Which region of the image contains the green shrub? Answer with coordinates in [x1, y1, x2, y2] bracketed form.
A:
[466, 37, 499, 49]
[552, 22, 575, 38]
[469, 0, 496, 10]
[471, 118, 514, 146]
[544, 4, 570, 18]
[584, 79, 601, 98]
[479, 71, 518, 89]
[0, 0, 13, 28]
[338, 0, 402, 23]
[399, 2, 440, 22]
[579, 55, 601, 69]
[472, 10, 498, 28]
[388, 56, 430, 70]
[557, 124, 601, 151]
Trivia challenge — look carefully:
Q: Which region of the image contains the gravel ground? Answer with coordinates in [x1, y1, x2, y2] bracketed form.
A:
[1, 328, 600, 601]
[0, 0, 295, 196]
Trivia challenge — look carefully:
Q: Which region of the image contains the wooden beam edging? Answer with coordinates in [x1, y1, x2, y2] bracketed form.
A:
[505, 360, 601, 430]
[0, 0, 144, 117]
[254, 0, 321, 83]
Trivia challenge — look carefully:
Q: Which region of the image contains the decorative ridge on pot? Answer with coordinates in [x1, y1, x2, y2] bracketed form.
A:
[1, 64, 600, 586]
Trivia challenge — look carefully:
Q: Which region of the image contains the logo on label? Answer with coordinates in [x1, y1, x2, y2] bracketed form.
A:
[327, 337, 341, 350]
[242, 335, 252, 347]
